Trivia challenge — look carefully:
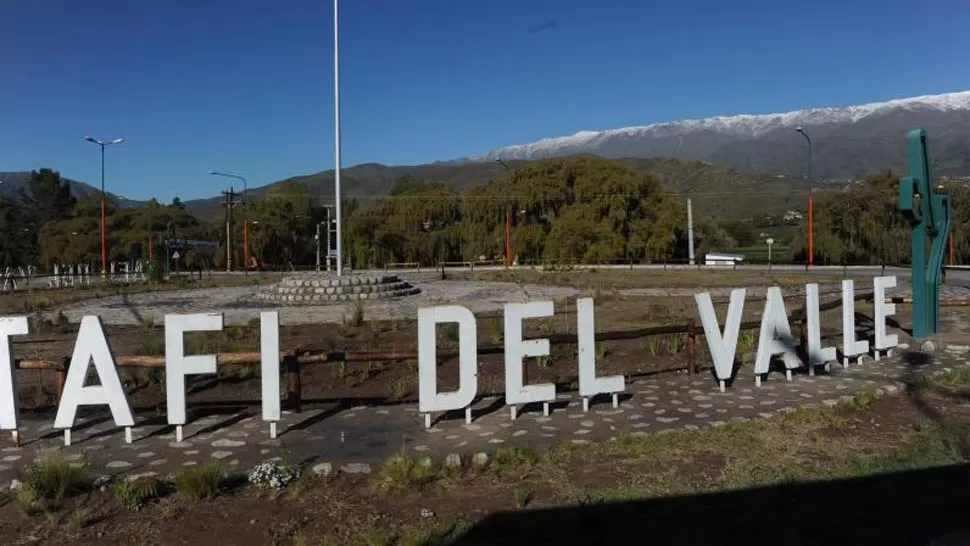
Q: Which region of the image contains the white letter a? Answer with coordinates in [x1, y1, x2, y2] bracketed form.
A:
[55, 316, 134, 429]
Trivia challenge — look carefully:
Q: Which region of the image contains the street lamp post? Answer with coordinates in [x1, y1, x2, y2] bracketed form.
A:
[496, 159, 512, 266]
[795, 126, 813, 267]
[208, 171, 247, 204]
[84, 136, 124, 278]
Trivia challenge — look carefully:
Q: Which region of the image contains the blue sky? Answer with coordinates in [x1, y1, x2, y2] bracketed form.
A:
[2, 0, 969, 202]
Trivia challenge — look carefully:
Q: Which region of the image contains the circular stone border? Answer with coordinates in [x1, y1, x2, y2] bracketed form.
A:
[256, 273, 420, 305]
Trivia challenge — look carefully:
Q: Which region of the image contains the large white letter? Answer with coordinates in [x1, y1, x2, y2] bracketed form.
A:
[165, 313, 223, 426]
[417, 306, 478, 414]
[0, 317, 28, 431]
[754, 287, 801, 377]
[505, 302, 556, 409]
[694, 289, 746, 382]
[841, 280, 869, 363]
[54, 316, 134, 429]
[260, 312, 280, 424]
[873, 276, 898, 351]
[577, 298, 624, 399]
[805, 284, 836, 366]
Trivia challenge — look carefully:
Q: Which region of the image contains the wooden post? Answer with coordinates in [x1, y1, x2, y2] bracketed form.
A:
[685, 321, 697, 375]
[284, 351, 302, 413]
[55, 356, 69, 403]
[799, 318, 809, 364]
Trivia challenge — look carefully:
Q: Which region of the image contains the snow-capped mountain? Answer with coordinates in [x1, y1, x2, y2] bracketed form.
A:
[469, 91, 970, 180]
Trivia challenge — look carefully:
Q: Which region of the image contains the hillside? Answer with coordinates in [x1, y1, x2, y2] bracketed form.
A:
[0, 171, 144, 208]
[184, 156, 809, 221]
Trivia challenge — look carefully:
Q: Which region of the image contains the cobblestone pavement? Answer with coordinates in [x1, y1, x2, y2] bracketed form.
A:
[2, 342, 968, 486]
[39, 274, 959, 327]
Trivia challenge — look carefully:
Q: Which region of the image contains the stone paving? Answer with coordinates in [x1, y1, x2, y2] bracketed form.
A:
[37, 272, 949, 327]
[2, 342, 968, 486]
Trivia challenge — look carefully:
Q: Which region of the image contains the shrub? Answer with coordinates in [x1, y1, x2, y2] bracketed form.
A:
[248, 462, 299, 489]
[115, 476, 163, 511]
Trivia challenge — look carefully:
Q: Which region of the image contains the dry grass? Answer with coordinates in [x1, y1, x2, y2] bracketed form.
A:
[450, 267, 848, 291]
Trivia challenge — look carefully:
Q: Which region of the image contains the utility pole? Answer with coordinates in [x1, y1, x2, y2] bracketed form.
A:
[687, 198, 695, 266]
[221, 187, 241, 272]
[326, 206, 333, 272]
[315, 206, 335, 273]
[315, 221, 321, 273]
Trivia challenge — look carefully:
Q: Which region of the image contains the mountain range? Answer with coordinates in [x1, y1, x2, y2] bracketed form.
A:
[5, 90, 968, 220]
[468, 91, 970, 181]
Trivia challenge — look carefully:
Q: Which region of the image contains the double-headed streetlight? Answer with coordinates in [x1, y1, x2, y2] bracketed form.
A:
[209, 171, 248, 273]
[795, 126, 813, 267]
[84, 135, 125, 277]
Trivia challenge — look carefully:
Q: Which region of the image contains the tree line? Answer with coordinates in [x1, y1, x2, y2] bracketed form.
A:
[4, 159, 967, 273]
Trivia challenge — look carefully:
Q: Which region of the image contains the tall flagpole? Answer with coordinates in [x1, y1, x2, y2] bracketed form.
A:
[334, 0, 343, 276]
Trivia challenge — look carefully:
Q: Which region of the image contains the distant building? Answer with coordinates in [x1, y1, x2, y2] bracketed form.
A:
[783, 209, 803, 222]
[704, 253, 744, 266]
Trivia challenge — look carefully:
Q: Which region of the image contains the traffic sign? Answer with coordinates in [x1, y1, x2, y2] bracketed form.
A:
[172, 251, 181, 260]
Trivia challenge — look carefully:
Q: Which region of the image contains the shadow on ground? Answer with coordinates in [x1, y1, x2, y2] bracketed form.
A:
[449, 464, 970, 546]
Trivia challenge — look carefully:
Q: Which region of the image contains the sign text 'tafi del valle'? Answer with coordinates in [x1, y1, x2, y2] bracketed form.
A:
[0, 276, 897, 441]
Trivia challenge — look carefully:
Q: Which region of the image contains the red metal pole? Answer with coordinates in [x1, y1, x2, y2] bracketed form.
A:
[807, 195, 814, 266]
[505, 209, 511, 266]
[244, 221, 249, 276]
[148, 235, 153, 262]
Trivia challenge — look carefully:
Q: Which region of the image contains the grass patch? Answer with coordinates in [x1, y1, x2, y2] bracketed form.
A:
[16, 456, 90, 512]
[489, 448, 540, 475]
[450, 268, 841, 290]
[377, 454, 440, 491]
[174, 463, 226, 500]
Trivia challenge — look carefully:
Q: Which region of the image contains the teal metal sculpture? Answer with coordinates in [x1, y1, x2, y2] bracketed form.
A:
[898, 128, 953, 340]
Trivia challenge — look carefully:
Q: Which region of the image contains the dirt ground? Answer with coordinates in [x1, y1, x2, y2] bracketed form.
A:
[1, 362, 967, 545]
